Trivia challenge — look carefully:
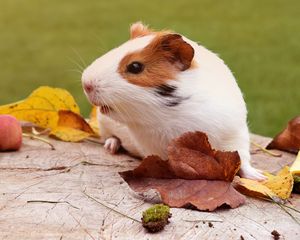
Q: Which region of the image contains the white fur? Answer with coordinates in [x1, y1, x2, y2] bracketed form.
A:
[104, 137, 121, 154]
[82, 34, 265, 180]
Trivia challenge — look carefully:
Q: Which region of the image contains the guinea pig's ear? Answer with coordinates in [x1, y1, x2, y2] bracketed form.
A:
[130, 22, 152, 39]
[159, 34, 194, 71]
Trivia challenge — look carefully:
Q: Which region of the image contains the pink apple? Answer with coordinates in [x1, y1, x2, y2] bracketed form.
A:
[0, 115, 22, 151]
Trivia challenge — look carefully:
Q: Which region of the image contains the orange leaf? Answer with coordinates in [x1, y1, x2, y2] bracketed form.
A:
[49, 110, 95, 142]
[57, 110, 94, 134]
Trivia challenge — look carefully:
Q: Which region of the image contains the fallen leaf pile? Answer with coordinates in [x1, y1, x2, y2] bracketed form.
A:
[120, 131, 246, 212]
[267, 116, 300, 154]
[234, 166, 294, 201]
[0, 86, 97, 142]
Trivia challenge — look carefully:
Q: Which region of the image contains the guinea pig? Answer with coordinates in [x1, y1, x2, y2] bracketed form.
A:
[82, 22, 265, 180]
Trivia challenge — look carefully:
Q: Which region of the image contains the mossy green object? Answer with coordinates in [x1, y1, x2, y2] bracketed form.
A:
[142, 204, 171, 232]
[142, 204, 170, 223]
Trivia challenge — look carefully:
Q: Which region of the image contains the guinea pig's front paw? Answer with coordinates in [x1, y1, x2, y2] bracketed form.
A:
[239, 165, 267, 181]
[104, 137, 121, 154]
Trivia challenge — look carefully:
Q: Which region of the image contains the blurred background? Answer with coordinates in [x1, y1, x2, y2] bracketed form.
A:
[0, 0, 299, 137]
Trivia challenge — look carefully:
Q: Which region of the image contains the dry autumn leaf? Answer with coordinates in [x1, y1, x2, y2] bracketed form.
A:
[50, 126, 91, 142]
[0, 86, 80, 129]
[234, 166, 294, 200]
[121, 175, 245, 212]
[266, 116, 300, 154]
[50, 110, 95, 142]
[56, 110, 94, 134]
[120, 132, 245, 212]
[168, 132, 241, 181]
[234, 178, 276, 199]
[263, 167, 293, 199]
[0, 86, 99, 143]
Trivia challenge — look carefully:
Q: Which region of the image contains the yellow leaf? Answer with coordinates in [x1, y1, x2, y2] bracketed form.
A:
[50, 126, 91, 142]
[235, 178, 277, 199]
[262, 166, 294, 200]
[88, 106, 100, 136]
[290, 151, 300, 175]
[49, 110, 95, 142]
[235, 166, 293, 200]
[0, 86, 80, 129]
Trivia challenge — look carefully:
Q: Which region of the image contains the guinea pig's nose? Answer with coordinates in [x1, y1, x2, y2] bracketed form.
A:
[83, 82, 94, 93]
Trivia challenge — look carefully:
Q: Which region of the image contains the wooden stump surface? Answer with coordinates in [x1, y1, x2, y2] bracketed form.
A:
[0, 134, 299, 240]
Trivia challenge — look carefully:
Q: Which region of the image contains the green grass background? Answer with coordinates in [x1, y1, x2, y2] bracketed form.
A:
[0, 0, 299, 136]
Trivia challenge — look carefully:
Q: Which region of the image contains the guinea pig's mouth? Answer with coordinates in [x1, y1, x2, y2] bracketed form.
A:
[99, 105, 113, 114]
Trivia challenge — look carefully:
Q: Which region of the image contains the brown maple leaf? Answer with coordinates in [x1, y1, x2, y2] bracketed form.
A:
[267, 116, 300, 154]
[119, 132, 245, 212]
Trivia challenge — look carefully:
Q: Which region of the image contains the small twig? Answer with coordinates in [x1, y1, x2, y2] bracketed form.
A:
[82, 190, 141, 223]
[257, 195, 300, 214]
[257, 195, 285, 205]
[276, 201, 300, 225]
[262, 193, 300, 225]
[31, 127, 50, 136]
[69, 212, 96, 240]
[22, 133, 55, 150]
[27, 200, 79, 209]
[282, 204, 300, 214]
[80, 161, 102, 166]
[250, 140, 282, 157]
[183, 219, 223, 223]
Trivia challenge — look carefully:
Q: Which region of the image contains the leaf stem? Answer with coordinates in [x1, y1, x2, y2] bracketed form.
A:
[22, 133, 55, 150]
[250, 140, 282, 157]
[27, 200, 79, 209]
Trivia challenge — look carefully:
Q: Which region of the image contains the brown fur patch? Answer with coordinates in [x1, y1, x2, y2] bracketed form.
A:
[118, 33, 195, 87]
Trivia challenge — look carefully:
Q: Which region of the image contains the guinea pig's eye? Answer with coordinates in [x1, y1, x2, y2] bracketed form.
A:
[126, 61, 144, 74]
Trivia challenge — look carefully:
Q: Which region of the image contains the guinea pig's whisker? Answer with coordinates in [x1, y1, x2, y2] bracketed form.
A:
[70, 47, 87, 69]
[66, 69, 83, 75]
[109, 100, 128, 123]
[67, 57, 85, 72]
[108, 99, 129, 123]
[107, 96, 133, 123]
